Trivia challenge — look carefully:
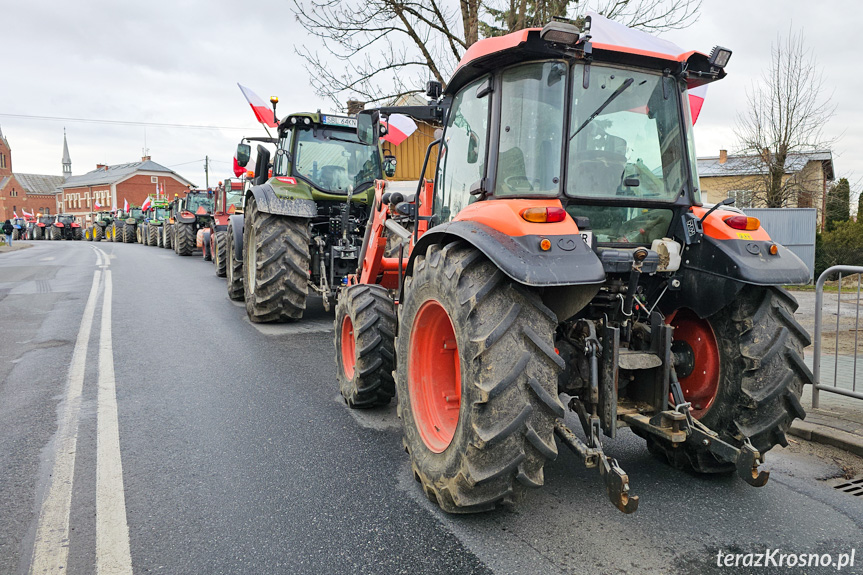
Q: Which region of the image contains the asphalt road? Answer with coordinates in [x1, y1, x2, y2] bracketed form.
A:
[1, 240, 862, 575]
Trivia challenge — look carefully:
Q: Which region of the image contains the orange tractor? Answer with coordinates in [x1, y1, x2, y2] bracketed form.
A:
[334, 18, 812, 514]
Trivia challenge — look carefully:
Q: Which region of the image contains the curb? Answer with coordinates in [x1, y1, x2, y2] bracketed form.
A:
[789, 420, 863, 458]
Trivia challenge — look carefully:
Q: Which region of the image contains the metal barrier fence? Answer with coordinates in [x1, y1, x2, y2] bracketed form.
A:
[812, 265, 863, 408]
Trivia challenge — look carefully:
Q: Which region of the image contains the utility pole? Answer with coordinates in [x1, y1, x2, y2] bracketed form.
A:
[204, 156, 209, 188]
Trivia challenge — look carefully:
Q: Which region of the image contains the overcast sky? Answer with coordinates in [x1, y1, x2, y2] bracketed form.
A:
[1, 0, 859, 196]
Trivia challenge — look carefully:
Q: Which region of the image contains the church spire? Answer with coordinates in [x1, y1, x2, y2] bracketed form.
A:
[62, 128, 71, 179]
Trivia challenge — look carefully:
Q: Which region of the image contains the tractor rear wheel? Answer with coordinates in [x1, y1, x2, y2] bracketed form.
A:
[163, 225, 172, 249]
[176, 223, 194, 255]
[226, 221, 244, 300]
[111, 224, 119, 242]
[94, 225, 103, 242]
[335, 284, 397, 408]
[51, 226, 60, 240]
[73, 227, 83, 241]
[214, 231, 227, 277]
[243, 197, 310, 322]
[645, 286, 811, 473]
[12, 229, 19, 241]
[122, 225, 133, 243]
[147, 225, 157, 246]
[395, 242, 564, 513]
[36, 227, 44, 240]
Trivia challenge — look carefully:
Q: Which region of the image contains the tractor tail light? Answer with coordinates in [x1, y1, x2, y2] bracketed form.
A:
[521, 207, 567, 223]
[724, 215, 760, 231]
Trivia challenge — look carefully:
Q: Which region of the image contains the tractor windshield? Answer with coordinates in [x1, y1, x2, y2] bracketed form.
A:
[566, 65, 687, 202]
[153, 208, 169, 220]
[186, 194, 213, 214]
[293, 128, 381, 194]
[58, 215, 74, 224]
[226, 189, 243, 210]
[129, 208, 143, 219]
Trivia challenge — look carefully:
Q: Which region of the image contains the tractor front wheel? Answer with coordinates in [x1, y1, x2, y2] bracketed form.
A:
[243, 197, 310, 322]
[646, 286, 811, 473]
[335, 284, 397, 408]
[214, 231, 227, 277]
[395, 242, 564, 513]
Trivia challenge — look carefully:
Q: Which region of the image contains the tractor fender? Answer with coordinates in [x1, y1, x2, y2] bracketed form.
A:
[175, 212, 196, 224]
[228, 214, 244, 262]
[247, 183, 317, 218]
[660, 235, 811, 318]
[408, 221, 606, 287]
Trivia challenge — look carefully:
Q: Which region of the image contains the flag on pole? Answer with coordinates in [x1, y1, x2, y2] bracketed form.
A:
[124, 198, 129, 212]
[238, 83, 278, 128]
[381, 114, 418, 146]
[94, 200, 102, 209]
[23, 209, 33, 217]
[12, 210, 18, 218]
[688, 84, 708, 124]
[141, 196, 152, 211]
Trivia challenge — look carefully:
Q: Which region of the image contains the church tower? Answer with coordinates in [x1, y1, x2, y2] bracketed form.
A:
[0, 124, 12, 176]
[62, 129, 72, 179]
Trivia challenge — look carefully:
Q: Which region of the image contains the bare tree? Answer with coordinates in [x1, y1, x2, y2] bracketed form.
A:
[292, 0, 701, 109]
[734, 30, 836, 209]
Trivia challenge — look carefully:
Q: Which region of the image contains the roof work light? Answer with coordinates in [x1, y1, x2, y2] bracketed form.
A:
[708, 46, 732, 68]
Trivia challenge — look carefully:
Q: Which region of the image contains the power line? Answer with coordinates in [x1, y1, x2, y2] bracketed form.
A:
[167, 159, 207, 168]
[0, 113, 253, 131]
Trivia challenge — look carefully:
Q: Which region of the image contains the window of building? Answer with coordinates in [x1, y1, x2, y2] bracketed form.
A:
[151, 176, 158, 183]
[728, 189, 754, 208]
[0, 153, 6, 169]
[9, 188, 17, 197]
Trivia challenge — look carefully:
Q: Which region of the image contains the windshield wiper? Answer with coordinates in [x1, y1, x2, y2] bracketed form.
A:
[570, 77, 634, 140]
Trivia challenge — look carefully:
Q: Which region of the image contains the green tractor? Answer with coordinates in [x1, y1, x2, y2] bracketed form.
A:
[139, 199, 172, 246]
[168, 190, 214, 256]
[229, 110, 392, 321]
[111, 206, 145, 243]
[85, 211, 115, 241]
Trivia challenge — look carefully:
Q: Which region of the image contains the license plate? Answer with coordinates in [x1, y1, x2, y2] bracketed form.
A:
[580, 231, 593, 246]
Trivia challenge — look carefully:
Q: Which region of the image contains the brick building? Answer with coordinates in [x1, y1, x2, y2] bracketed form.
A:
[58, 157, 194, 222]
[0, 126, 66, 220]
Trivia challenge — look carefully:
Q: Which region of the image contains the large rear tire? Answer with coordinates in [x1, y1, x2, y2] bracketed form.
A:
[335, 284, 397, 408]
[51, 226, 60, 240]
[645, 286, 811, 473]
[225, 221, 244, 300]
[214, 231, 227, 277]
[243, 197, 310, 323]
[122, 224, 133, 243]
[94, 225, 103, 242]
[73, 227, 83, 241]
[147, 225, 158, 246]
[12, 229, 20, 241]
[395, 242, 565, 513]
[163, 225, 173, 250]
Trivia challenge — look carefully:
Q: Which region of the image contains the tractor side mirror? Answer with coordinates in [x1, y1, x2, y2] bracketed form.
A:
[236, 143, 251, 167]
[467, 131, 480, 164]
[383, 155, 397, 177]
[356, 109, 380, 146]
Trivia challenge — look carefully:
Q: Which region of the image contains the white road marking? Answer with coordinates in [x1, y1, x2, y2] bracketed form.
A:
[29, 269, 102, 574]
[95, 270, 133, 574]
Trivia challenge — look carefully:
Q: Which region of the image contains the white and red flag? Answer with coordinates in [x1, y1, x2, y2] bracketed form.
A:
[238, 83, 278, 128]
[688, 84, 708, 124]
[381, 114, 417, 146]
[94, 200, 102, 209]
[141, 196, 152, 211]
[124, 198, 129, 212]
[22, 208, 33, 217]
[12, 210, 18, 218]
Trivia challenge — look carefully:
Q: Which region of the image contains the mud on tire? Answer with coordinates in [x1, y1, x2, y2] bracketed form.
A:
[395, 242, 565, 513]
[645, 286, 812, 473]
[226, 222, 244, 300]
[335, 284, 396, 408]
[243, 197, 310, 323]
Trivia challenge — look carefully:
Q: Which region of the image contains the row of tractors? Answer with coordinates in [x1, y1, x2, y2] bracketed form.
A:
[11, 214, 84, 241]
[72, 18, 818, 516]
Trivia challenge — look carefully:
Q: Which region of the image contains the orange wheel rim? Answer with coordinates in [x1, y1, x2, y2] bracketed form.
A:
[341, 315, 356, 380]
[670, 310, 720, 419]
[408, 300, 461, 453]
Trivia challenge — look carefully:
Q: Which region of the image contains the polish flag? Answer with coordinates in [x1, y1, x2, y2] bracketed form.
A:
[12, 210, 18, 218]
[23, 209, 33, 217]
[124, 198, 129, 212]
[233, 147, 246, 177]
[94, 200, 102, 209]
[688, 85, 708, 124]
[381, 114, 417, 146]
[141, 196, 152, 211]
[238, 83, 278, 128]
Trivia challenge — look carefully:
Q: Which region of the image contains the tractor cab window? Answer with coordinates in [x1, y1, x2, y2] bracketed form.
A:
[434, 75, 490, 223]
[186, 194, 213, 214]
[129, 208, 143, 219]
[293, 128, 381, 194]
[566, 204, 674, 244]
[567, 66, 686, 202]
[58, 215, 74, 224]
[154, 208, 169, 220]
[495, 61, 566, 197]
[226, 189, 243, 209]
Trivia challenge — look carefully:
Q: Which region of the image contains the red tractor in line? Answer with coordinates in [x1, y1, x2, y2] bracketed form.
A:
[333, 18, 812, 514]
